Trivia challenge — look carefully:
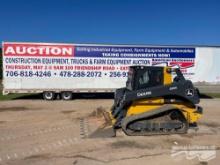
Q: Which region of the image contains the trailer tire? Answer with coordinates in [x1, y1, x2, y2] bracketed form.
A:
[43, 91, 55, 100]
[61, 91, 72, 100]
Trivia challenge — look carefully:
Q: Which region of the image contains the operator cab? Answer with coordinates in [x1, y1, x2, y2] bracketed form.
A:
[126, 66, 185, 91]
[126, 66, 164, 91]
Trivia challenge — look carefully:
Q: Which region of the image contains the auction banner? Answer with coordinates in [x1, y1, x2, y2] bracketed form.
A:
[2, 42, 196, 90]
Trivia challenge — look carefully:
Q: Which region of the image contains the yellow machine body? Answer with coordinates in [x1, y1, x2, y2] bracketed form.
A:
[125, 67, 201, 125]
[126, 98, 202, 124]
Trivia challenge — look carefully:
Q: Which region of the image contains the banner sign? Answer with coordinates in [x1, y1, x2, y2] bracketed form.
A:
[2, 42, 196, 90]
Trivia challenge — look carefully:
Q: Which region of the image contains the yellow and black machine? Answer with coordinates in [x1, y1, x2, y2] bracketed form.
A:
[109, 66, 203, 136]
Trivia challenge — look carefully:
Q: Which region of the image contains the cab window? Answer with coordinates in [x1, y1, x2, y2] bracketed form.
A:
[136, 68, 163, 90]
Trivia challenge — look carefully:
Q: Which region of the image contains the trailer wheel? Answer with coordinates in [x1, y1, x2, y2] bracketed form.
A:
[43, 91, 55, 100]
[61, 91, 72, 100]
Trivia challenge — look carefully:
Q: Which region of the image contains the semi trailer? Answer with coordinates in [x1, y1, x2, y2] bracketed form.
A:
[2, 42, 220, 100]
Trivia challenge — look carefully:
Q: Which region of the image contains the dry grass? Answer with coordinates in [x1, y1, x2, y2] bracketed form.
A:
[111, 140, 155, 149]
[89, 106, 107, 117]
[200, 121, 220, 128]
[0, 106, 28, 112]
[61, 110, 76, 114]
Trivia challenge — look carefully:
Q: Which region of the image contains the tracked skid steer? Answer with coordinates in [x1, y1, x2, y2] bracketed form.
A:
[107, 66, 203, 136]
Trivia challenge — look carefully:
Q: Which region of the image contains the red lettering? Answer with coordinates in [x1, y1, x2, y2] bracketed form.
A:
[3, 43, 74, 57]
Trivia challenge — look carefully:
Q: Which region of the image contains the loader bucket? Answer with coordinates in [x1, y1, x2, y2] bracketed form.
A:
[87, 107, 116, 138]
[89, 125, 116, 138]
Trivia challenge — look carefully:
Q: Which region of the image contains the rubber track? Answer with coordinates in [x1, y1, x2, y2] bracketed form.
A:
[121, 104, 188, 136]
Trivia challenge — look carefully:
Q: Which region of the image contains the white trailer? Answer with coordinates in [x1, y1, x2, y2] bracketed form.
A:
[2, 42, 220, 100]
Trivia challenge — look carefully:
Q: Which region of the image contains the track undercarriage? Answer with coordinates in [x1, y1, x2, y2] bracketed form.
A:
[122, 109, 188, 136]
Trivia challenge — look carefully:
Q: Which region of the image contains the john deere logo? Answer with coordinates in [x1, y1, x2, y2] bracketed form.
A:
[186, 89, 194, 97]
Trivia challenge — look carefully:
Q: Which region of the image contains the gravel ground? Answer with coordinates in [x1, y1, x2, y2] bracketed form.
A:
[0, 98, 219, 165]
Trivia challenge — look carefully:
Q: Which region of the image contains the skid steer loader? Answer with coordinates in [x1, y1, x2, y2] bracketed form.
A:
[100, 66, 203, 136]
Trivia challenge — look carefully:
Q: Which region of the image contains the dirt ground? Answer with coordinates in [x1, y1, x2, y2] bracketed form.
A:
[0, 98, 219, 165]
